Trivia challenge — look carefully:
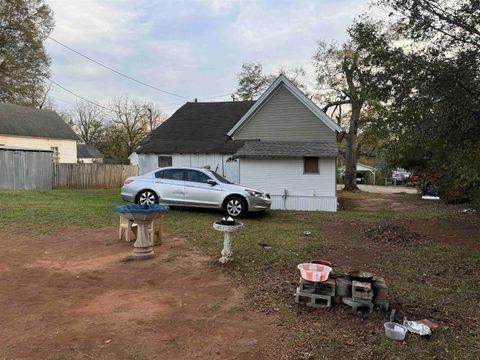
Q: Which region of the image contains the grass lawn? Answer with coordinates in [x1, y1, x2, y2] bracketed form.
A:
[0, 188, 479, 359]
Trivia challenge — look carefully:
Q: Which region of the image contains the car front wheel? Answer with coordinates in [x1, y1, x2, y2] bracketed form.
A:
[136, 190, 158, 205]
[224, 196, 246, 217]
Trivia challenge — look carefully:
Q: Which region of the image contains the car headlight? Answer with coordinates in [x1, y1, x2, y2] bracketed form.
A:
[245, 189, 264, 197]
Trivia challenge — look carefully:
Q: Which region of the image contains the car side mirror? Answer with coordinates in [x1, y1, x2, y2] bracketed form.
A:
[207, 179, 217, 186]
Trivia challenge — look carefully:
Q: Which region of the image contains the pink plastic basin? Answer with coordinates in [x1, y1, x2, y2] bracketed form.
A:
[297, 263, 332, 282]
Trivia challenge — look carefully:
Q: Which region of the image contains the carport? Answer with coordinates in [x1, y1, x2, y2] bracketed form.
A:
[356, 163, 377, 184]
[341, 163, 377, 184]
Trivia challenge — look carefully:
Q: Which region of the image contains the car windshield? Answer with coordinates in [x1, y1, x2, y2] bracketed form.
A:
[209, 171, 232, 184]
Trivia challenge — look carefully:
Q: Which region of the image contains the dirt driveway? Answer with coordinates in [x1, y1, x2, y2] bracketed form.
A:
[337, 184, 418, 194]
[0, 228, 273, 359]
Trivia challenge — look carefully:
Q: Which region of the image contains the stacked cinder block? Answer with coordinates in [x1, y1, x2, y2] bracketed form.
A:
[295, 278, 335, 308]
[295, 274, 389, 316]
[342, 280, 375, 315]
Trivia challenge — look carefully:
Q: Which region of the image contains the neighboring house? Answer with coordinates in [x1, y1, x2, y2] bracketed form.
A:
[132, 75, 343, 211]
[0, 103, 79, 163]
[77, 144, 103, 163]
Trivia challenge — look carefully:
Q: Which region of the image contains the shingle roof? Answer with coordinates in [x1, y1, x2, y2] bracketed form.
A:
[0, 145, 53, 152]
[136, 101, 255, 154]
[0, 103, 79, 140]
[77, 144, 102, 158]
[233, 141, 338, 158]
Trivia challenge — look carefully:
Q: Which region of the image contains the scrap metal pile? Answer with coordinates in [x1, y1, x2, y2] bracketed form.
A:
[295, 261, 388, 316]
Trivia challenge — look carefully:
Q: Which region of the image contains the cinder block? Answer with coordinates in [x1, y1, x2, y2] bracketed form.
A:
[315, 278, 336, 296]
[298, 279, 316, 294]
[352, 280, 373, 302]
[295, 290, 332, 309]
[342, 297, 373, 315]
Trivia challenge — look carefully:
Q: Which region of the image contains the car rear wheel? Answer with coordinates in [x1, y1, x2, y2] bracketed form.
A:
[136, 190, 158, 205]
[224, 196, 246, 217]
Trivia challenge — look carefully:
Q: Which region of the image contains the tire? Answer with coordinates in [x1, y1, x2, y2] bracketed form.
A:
[224, 196, 247, 218]
[136, 190, 158, 205]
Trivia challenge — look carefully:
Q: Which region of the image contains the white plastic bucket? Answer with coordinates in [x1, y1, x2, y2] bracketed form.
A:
[297, 263, 332, 282]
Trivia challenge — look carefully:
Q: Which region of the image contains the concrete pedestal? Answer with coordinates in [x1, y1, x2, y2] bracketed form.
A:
[213, 221, 243, 264]
[132, 220, 155, 259]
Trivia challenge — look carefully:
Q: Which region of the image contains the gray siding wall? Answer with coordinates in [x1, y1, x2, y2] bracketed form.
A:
[234, 84, 336, 142]
[0, 149, 53, 190]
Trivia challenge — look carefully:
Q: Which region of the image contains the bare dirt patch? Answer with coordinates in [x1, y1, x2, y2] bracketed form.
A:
[0, 228, 274, 359]
[364, 220, 422, 246]
[318, 219, 390, 269]
[406, 217, 480, 251]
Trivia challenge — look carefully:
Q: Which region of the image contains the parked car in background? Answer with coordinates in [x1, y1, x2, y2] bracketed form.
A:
[391, 168, 410, 184]
[356, 173, 365, 184]
[406, 174, 419, 187]
[121, 166, 271, 217]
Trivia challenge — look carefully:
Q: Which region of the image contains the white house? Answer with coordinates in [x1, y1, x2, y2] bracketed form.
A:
[77, 143, 103, 163]
[0, 103, 79, 163]
[131, 75, 343, 211]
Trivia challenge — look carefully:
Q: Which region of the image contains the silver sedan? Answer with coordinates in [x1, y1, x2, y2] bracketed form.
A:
[121, 166, 271, 217]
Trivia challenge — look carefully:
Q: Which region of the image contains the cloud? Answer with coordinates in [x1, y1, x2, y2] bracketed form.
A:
[45, 0, 384, 115]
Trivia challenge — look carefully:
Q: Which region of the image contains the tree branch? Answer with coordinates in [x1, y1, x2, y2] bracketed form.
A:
[322, 99, 351, 111]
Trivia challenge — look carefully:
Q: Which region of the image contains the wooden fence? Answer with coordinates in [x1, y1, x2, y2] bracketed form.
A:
[0, 148, 53, 190]
[53, 163, 138, 189]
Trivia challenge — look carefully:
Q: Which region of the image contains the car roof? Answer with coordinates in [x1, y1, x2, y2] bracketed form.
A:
[148, 166, 214, 174]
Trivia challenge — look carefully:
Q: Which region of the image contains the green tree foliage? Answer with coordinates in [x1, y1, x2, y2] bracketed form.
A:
[235, 62, 307, 100]
[371, 0, 480, 204]
[313, 20, 393, 190]
[0, 0, 53, 107]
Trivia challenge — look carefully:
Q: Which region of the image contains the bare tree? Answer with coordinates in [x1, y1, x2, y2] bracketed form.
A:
[70, 101, 105, 145]
[109, 96, 151, 155]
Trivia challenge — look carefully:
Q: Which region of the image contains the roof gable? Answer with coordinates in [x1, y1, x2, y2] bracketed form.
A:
[227, 74, 343, 137]
[0, 103, 79, 141]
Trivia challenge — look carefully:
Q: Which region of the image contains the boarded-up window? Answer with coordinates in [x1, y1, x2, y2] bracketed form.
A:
[158, 156, 172, 168]
[304, 157, 319, 174]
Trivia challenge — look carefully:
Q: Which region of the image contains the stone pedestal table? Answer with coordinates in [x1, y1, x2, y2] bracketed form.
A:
[213, 221, 243, 263]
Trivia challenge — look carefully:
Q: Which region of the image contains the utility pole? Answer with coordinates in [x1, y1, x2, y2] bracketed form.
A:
[147, 107, 153, 132]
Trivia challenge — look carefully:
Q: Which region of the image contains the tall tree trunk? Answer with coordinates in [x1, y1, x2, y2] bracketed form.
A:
[343, 101, 361, 191]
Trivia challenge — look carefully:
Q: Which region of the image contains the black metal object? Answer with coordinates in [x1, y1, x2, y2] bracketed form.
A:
[348, 271, 374, 282]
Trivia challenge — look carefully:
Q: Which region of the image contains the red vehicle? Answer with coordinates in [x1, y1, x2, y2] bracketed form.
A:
[406, 175, 419, 187]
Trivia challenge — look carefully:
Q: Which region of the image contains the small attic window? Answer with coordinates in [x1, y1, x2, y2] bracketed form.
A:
[304, 157, 319, 174]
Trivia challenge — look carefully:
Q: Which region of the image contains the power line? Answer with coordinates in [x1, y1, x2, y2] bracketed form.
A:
[199, 92, 234, 101]
[49, 79, 116, 112]
[48, 36, 192, 100]
[49, 79, 185, 116]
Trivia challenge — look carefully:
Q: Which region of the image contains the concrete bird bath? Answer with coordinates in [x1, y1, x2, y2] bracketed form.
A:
[213, 218, 243, 263]
[115, 204, 169, 260]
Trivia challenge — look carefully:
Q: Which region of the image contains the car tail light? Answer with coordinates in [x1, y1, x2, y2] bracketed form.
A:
[124, 179, 134, 185]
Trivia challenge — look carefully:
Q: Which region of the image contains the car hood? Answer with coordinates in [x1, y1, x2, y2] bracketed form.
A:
[222, 183, 267, 194]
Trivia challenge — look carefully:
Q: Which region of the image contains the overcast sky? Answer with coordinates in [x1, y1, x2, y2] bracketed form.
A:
[46, 0, 383, 115]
